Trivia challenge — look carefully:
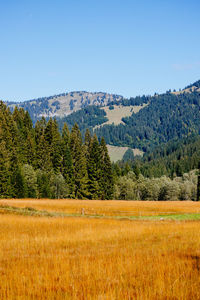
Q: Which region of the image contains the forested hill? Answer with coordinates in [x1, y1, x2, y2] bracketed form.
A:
[4, 80, 200, 153]
[6, 91, 123, 125]
[0, 101, 114, 199]
[57, 80, 200, 152]
[95, 91, 200, 151]
[120, 135, 200, 178]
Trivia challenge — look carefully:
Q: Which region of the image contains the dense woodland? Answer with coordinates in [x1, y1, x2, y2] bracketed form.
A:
[119, 135, 200, 178]
[1, 99, 200, 201]
[0, 101, 114, 199]
[57, 106, 108, 134]
[95, 91, 200, 151]
[58, 85, 200, 152]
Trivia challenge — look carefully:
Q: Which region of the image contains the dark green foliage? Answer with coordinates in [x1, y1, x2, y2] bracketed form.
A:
[87, 135, 101, 199]
[14, 167, 27, 198]
[99, 138, 114, 199]
[122, 148, 134, 162]
[45, 118, 62, 173]
[197, 162, 200, 201]
[70, 124, 89, 199]
[0, 102, 114, 199]
[57, 106, 108, 134]
[95, 91, 200, 151]
[114, 135, 200, 179]
[36, 170, 50, 198]
[61, 124, 75, 197]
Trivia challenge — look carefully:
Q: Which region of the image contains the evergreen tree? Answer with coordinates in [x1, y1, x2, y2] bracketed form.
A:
[14, 167, 27, 198]
[70, 124, 89, 199]
[197, 162, 200, 201]
[36, 170, 50, 198]
[99, 137, 114, 199]
[0, 141, 11, 197]
[61, 123, 75, 197]
[0, 102, 118, 200]
[45, 118, 62, 173]
[87, 135, 101, 199]
[36, 134, 52, 171]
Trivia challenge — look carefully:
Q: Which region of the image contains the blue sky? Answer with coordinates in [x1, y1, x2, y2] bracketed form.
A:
[1, 0, 200, 102]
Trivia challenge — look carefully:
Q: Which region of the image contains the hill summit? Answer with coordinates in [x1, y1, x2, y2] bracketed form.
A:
[6, 91, 123, 124]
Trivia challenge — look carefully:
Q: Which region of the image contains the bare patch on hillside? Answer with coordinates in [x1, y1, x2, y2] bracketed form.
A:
[40, 92, 123, 118]
[107, 145, 143, 162]
[95, 104, 148, 129]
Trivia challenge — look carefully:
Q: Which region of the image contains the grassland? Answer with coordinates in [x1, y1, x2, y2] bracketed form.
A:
[0, 199, 200, 299]
[100, 104, 148, 126]
[107, 145, 143, 162]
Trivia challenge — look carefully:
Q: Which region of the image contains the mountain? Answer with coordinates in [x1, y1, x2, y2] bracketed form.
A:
[57, 81, 200, 152]
[6, 91, 123, 124]
[4, 80, 200, 155]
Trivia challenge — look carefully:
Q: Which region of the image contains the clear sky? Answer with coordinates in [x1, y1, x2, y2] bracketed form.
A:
[1, 0, 200, 102]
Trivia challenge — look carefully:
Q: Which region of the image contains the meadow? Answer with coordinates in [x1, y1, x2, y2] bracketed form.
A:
[0, 199, 200, 299]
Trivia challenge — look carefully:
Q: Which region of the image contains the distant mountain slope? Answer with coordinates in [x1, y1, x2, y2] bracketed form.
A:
[5, 79, 200, 154]
[59, 85, 200, 152]
[137, 134, 200, 178]
[6, 91, 123, 124]
[95, 90, 200, 151]
[172, 79, 200, 95]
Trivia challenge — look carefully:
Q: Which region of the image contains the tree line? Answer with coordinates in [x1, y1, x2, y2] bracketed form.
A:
[0, 101, 114, 199]
[1, 100, 200, 201]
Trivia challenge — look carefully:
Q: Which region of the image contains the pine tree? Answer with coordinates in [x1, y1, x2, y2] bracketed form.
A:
[99, 137, 114, 199]
[45, 118, 62, 173]
[70, 124, 89, 199]
[197, 162, 200, 201]
[0, 141, 11, 197]
[84, 129, 92, 149]
[36, 134, 52, 171]
[87, 135, 101, 199]
[14, 167, 27, 198]
[36, 170, 50, 198]
[61, 123, 75, 197]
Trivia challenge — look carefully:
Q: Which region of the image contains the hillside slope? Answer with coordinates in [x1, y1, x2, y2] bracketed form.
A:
[6, 91, 123, 124]
[95, 90, 200, 151]
[126, 134, 200, 178]
[59, 82, 200, 152]
[5, 80, 200, 154]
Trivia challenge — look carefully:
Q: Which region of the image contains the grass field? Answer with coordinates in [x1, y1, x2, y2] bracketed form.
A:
[0, 199, 200, 299]
[107, 145, 143, 162]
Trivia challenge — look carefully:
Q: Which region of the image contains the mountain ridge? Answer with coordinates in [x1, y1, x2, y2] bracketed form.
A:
[4, 79, 200, 155]
[5, 91, 123, 124]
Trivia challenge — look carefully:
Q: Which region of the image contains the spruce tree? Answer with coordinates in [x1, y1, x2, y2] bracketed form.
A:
[0, 141, 11, 197]
[61, 123, 75, 197]
[87, 135, 101, 199]
[70, 124, 89, 199]
[45, 118, 62, 173]
[99, 137, 114, 199]
[197, 162, 200, 201]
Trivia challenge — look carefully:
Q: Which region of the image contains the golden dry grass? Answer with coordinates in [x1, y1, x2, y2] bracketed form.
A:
[1, 199, 200, 216]
[0, 200, 200, 299]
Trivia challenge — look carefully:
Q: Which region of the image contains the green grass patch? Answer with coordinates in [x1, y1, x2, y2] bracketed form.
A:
[0, 205, 200, 221]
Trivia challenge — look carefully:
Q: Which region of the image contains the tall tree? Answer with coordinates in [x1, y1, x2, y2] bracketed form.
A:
[61, 123, 75, 197]
[45, 118, 62, 173]
[70, 124, 89, 199]
[87, 135, 101, 199]
[197, 162, 200, 201]
[99, 137, 114, 199]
